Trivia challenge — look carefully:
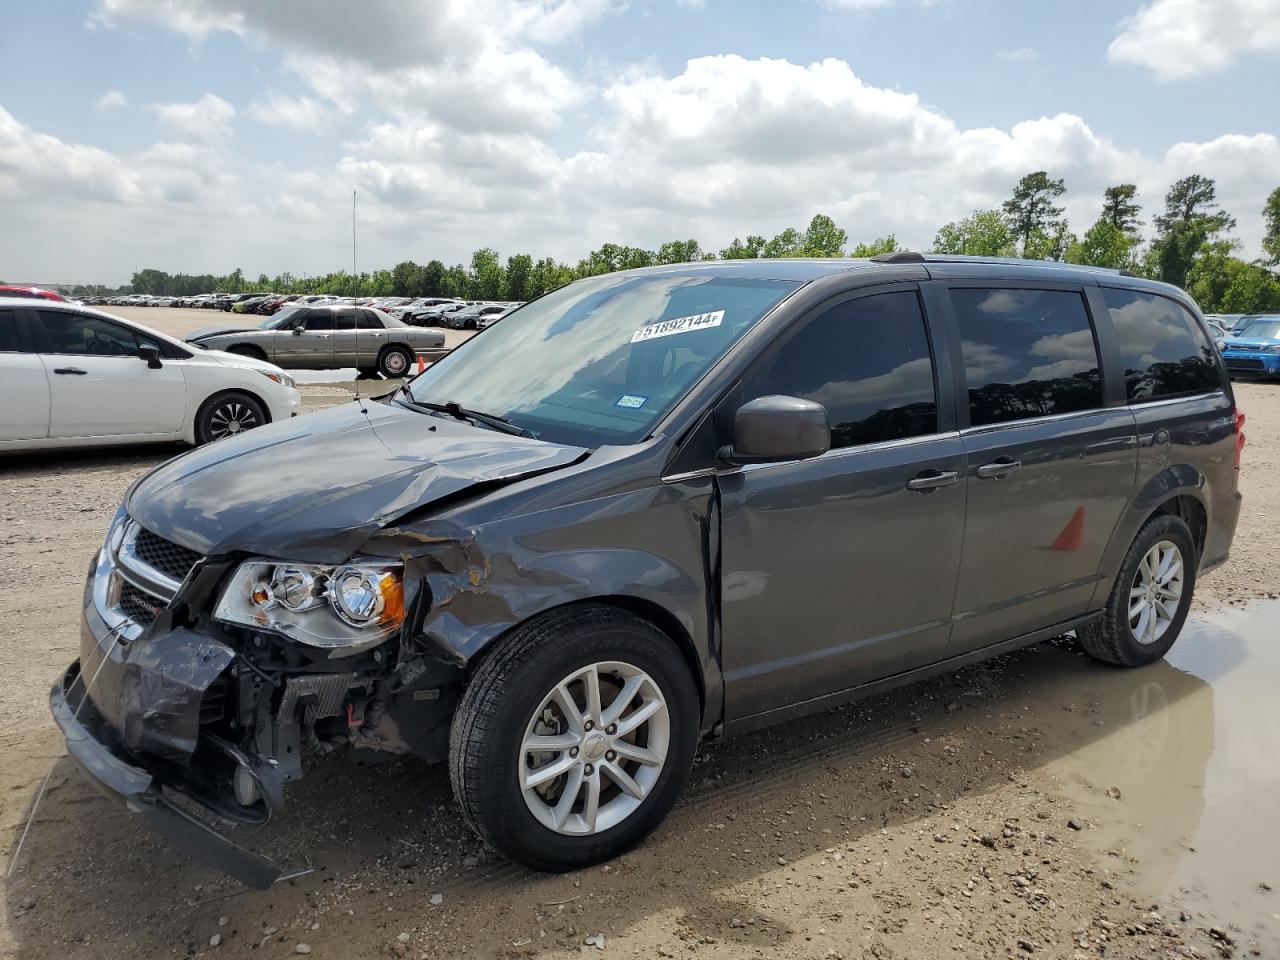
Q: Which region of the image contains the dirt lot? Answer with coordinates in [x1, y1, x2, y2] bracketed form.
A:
[1, 371, 1277, 960]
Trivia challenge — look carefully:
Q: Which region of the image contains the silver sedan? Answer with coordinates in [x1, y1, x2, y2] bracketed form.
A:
[185, 304, 447, 377]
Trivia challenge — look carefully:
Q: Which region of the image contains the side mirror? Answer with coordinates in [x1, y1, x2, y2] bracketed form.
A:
[719, 395, 830, 465]
[138, 344, 163, 369]
[292, 326, 304, 335]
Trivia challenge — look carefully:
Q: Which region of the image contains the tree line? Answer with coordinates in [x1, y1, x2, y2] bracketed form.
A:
[63, 176, 1280, 315]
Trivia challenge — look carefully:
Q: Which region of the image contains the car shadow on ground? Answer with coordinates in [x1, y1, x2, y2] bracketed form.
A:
[2, 619, 1244, 958]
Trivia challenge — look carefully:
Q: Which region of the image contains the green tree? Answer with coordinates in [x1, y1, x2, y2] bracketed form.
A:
[1100, 184, 1142, 235]
[801, 214, 846, 257]
[1262, 186, 1280, 267]
[503, 253, 533, 301]
[848, 235, 900, 258]
[1023, 221, 1075, 262]
[1065, 220, 1138, 270]
[1186, 241, 1280, 313]
[1150, 174, 1236, 289]
[763, 227, 803, 258]
[932, 209, 1017, 257]
[422, 260, 446, 297]
[720, 235, 766, 259]
[654, 239, 704, 265]
[1002, 171, 1066, 256]
[469, 248, 505, 300]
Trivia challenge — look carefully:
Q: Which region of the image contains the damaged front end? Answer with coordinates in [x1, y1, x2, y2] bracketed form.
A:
[51, 510, 461, 889]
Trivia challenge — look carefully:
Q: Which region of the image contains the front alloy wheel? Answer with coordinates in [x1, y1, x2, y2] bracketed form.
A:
[520, 662, 670, 836]
[196, 391, 267, 445]
[449, 605, 699, 872]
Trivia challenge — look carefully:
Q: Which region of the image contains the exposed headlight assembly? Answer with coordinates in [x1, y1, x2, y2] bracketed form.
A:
[215, 560, 404, 650]
[260, 370, 296, 388]
[1263, 344, 1280, 354]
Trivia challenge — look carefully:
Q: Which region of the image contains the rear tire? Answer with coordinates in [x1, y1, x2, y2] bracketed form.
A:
[378, 345, 413, 378]
[195, 391, 267, 445]
[449, 605, 700, 872]
[1077, 513, 1196, 667]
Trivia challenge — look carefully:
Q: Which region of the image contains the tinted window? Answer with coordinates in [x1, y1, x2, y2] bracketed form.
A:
[1103, 289, 1221, 402]
[38, 311, 141, 356]
[952, 288, 1101, 427]
[304, 312, 334, 332]
[0, 309, 21, 352]
[739, 291, 937, 449]
[358, 310, 383, 330]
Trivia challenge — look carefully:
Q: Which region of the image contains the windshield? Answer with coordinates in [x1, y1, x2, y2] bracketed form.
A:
[1239, 319, 1280, 340]
[406, 272, 798, 447]
[260, 307, 304, 329]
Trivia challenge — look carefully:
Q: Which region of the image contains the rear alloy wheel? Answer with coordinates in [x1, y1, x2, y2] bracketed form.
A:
[378, 346, 413, 378]
[450, 605, 699, 871]
[1077, 513, 1196, 666]
[196, 391, 266, 445]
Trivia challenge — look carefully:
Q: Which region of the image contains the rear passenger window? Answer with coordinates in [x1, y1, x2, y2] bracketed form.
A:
[952, 288, 1102, 427]
[739, 291, 937, 449]
[0, 310, 21, 352]
[1102, 289, 1221, 402]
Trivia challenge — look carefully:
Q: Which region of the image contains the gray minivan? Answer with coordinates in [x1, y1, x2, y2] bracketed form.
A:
[53, 254, 1242, 886]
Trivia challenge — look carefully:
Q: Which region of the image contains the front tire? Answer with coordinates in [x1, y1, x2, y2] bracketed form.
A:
[1077, 513, 1196, 666]
[195, 391, 267, 445]
[227, 344, 268, 362]
[449, 605, 700, 872]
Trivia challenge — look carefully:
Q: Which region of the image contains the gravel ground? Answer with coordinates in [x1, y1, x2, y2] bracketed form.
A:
[0, 378, 1275, 960]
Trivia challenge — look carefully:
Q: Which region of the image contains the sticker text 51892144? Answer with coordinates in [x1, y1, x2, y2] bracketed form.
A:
[631, 310, 725, 344]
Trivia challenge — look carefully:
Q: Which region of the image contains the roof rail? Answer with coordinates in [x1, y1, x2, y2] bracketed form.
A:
[869, 250, 926, 264]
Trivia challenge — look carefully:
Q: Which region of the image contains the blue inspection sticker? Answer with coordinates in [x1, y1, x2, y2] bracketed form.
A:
[616, 394, 648, 409]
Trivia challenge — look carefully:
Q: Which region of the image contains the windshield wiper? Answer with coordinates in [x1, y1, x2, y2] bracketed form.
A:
[399, 394, 536, 438]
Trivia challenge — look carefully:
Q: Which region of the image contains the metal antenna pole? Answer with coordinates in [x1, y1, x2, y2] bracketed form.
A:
[352, 190, 357, 281]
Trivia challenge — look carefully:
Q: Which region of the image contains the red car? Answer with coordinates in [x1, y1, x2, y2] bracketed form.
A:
[0, 284, 66, 301]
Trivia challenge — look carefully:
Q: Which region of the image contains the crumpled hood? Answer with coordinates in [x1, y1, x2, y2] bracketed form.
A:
[125, 400, 588, 560]
[187, 324, 258, 341]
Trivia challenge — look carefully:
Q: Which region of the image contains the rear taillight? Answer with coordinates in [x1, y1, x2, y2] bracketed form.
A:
[1233, 409, 1246, 470]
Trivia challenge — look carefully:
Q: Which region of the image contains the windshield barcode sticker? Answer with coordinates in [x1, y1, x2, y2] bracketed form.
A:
[631, 310, 725, 343]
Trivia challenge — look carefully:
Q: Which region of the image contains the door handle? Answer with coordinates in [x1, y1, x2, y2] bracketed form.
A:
[906, 469, 959, 492]
[53, 367, 88, 375]
[976, 458, 1023, 479]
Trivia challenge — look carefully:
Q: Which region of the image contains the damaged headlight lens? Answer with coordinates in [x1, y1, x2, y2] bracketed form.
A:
[215, 560, 404, 649]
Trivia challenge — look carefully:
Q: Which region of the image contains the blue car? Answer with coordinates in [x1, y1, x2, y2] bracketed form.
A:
[1221, 316, 1280, 378]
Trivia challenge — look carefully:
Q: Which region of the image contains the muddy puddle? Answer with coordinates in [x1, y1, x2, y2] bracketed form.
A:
[1025, 601, 1280, 951]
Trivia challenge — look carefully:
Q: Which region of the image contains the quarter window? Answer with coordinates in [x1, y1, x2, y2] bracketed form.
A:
[1102, 289, 1221, 402]
[737, 291, 938, 449]
[951, 288, 1102, 427]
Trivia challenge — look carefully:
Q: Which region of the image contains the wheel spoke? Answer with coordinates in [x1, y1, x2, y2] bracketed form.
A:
[524, 732, 579, 752]
[551, 683, 585, 736]
[601, 674, 645, 727]
[582, 665, 603, 725]
[1158, 557, 1182, 585]
[614, 697, 662, 738]
[582, 769, 601, 833]
[1133, 603, 1151, 642]
[524, 753, 577, 790]
[551, 765, 585, 830]
[602, 760, 646, 800]
[611, 740, 663, 767]
[1143, 603, 1158, 643]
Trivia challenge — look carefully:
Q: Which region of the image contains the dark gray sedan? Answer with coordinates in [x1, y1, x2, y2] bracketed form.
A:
[186, 304, 447, 377]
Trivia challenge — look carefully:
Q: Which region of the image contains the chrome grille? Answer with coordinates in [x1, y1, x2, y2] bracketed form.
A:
[118, 580, 162, 626]
[132, 527, 202, 585]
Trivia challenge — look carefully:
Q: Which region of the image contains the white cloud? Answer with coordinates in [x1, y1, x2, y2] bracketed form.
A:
[95, 89, 128, 110]
[818, 0, 896, 8]
[998, 47, 1037, 61]
[1108, 0, 1280, 81]
[149, 93, 236, 143]
[246, 92, 335, 132]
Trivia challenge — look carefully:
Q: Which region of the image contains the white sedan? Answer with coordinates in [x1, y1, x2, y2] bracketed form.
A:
[0, 298, 301, 451]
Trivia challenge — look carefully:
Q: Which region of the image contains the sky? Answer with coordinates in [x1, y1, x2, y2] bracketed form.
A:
[1, 0, 1278, 286]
